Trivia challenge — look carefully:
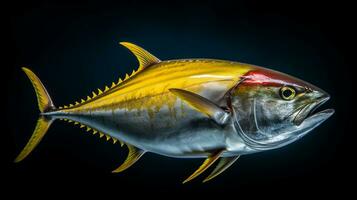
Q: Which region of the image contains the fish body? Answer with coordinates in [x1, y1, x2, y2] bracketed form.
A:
[15, 42, 334, 183]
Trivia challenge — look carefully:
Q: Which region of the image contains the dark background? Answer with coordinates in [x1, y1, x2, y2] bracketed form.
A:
[7, 0, 353, 196]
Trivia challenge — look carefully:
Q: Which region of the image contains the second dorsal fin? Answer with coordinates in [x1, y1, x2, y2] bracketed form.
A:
[120, 42, 161, 71]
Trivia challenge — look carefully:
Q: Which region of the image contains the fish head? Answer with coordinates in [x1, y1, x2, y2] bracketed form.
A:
[229, 68, 334, 151]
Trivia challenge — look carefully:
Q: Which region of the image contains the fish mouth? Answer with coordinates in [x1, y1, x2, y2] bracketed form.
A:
[293, 95, 334, 126]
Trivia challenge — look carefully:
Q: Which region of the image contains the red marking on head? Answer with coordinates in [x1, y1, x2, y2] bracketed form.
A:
[241, 69, 306, 87]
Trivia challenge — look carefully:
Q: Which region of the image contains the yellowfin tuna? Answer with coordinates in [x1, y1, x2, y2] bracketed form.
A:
[15, 42, 334, 183]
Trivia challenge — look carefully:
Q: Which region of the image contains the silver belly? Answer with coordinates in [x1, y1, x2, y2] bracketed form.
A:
[50, 103, 254, 158]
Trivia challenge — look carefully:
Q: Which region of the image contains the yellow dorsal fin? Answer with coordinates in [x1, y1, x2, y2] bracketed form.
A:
[120, 42, 161, 71]
[112, 144, 145, 173]
[182, 150, 224, 184]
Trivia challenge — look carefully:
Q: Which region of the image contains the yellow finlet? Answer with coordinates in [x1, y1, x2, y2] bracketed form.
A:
[86, 96, 91, 101]
[182, 150, 224, 184]
[112, 144, 145, 173]
[80, 124, 85, 128]
[105, 135, 111, 141]
[120, 42, 161, 71]
[92, 91, 97, 98]
[111, 82, 116, 88]
[86, 127, 91, 132]
[81, 99, 85, 103]
[113, 138, 118, 144]
[98, 89, 103, 95]
[117, 78, 123, 84]
[99, 132, 104, 138]
[104, 86, 109, 92]
[203, 155, 240, 183]
[92, 130, 98, 135]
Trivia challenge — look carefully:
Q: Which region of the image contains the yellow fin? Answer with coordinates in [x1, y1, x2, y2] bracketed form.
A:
[104, 86, 109, 92]
[111, 82, 116, 88]
[92, 130, 98, 135]
[92, 91, 97, 98]
[98, 89, 103, 95]
[120, 42, 161, 71]
[75, 101, 79, 105]
[14, 117, 53, 162]
[112, 144, 145, 173]
[86, 96, 91, 101]
[182, 150, 224, 184]
[124, 73, 129, 80]
[99, 132, 104, 138]
[64, 105, 68, 108]
[117, 78, 123, 84]
[203, 155, 240, 183]
[113, 138, 118, 144]
[86, 127, 91, 132]
[80, 124, 85, 128]
[105, 135, 111, 141]
[21, 67, 55, 112]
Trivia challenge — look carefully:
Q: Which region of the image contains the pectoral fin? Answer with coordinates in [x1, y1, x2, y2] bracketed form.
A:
[182, 150, 224, 184]
[112, 144, 145, 173]
[203, 155, 240, 183]
[169, 88, 230, 125]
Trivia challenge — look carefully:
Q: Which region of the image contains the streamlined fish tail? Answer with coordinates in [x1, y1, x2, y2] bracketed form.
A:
[14, 67, 56, 162]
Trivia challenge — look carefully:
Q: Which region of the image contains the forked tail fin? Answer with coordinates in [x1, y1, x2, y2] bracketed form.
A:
[14, 67, 56, 162]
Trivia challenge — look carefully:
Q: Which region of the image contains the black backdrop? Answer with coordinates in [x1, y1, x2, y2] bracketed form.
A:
[7, 0, 353, 196]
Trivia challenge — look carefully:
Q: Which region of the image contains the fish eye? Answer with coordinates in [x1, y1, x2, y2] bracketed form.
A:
[280, 86, 296, 100]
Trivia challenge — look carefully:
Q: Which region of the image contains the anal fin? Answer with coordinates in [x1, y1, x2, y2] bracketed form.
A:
[203, 155, 240, 183]
[112, 144, 145, 173]
[182, 150, 224, 184]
